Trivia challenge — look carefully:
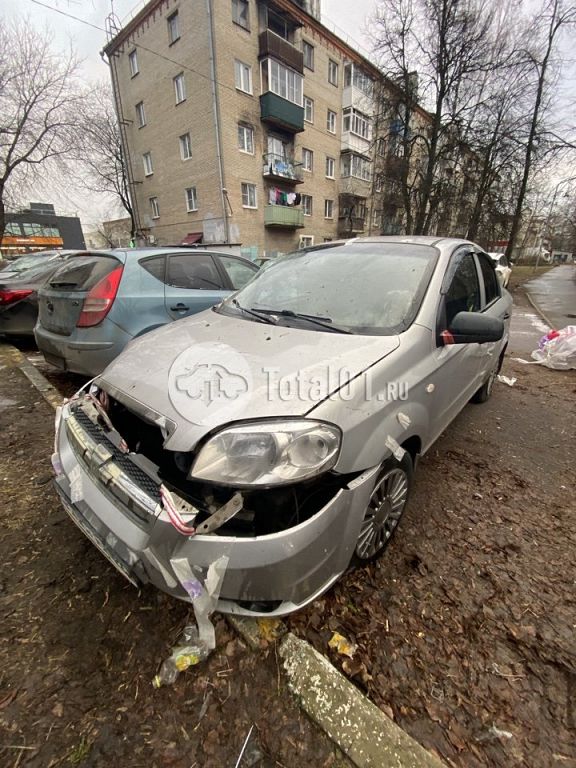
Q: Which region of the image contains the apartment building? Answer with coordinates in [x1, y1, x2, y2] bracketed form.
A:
[104, 0, 431, 255]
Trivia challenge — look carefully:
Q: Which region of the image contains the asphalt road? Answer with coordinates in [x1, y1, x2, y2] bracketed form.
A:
[524, 264, 576, 329]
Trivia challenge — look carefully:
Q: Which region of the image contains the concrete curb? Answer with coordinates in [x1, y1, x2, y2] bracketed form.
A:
[2, 341, 446, 768]
[524, 290, 554, 330]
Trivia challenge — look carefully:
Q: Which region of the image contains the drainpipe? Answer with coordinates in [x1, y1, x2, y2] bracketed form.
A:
[206, 0, 230, 244]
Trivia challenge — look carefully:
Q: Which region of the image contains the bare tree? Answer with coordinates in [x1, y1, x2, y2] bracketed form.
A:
[74, 83, 137, 240]
[505, 0, 576, 261]
[0, 17, 83, 242]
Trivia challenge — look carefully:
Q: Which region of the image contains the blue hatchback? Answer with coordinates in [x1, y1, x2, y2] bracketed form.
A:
[35, 247, 258, 376]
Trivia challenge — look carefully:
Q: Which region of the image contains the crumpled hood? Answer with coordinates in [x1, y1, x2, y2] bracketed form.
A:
[99, 309, 399, 451]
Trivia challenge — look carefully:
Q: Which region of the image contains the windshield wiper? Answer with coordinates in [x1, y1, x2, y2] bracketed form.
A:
[252, 308, 353, 334]
[231, 299, 278, 325]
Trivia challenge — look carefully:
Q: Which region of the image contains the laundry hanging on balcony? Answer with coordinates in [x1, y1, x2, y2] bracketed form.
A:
[268, 188, 301, 206]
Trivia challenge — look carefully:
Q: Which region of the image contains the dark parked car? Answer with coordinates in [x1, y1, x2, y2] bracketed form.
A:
[0, 251, 96, 336]
[35, 247, 258, 376]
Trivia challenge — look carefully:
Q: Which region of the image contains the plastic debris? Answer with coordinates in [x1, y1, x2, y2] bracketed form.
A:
[385, 434, 406, 461]
[152, 624, 210, 688]
[397, 412, 411, 428]
[497, 375, 517, 386]
[426, 383, 435, 393]
[328, 631, 357, 658]
[529, 326, 576, 369]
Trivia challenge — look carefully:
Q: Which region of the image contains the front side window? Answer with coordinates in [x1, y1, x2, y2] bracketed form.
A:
[136, 101, 146, 127]
[143, 152, 153, 176]
[241, 182, 257, 208]
[180, 132, 192, 160]
[478, 253, 500, 305]
[235, 60, 253, 93]
[304, 96, 314, 123]
[238, 123, 254, 153]
[224, 242, 438, 335]
[445, 253, 481, 326]
[302, 148, 313, 172]
[232, 0, 250, 29]
[167, 254, 223, 290]
[218, 256, 257, 289]
[325, 156, 335, 178]
[174, 73, 186, 104]
[302, 40, 314, 70]
[324, 199, 334, 219]
[302, 194, 312, 216]
[129, 50, 139, 76]
[167, 11, 180, 44]
[150, 197, 160, 219]
[327, 110, 336, 134]
[328, 59, 338, 86]
[185, 187, 198, 212]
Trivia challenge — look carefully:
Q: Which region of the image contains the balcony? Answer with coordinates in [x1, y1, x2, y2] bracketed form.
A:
[262, 153, 303, 183]
[338, 216, 365, 236]
[259, 30, 304, 73]
[264, 205, 304, 228]
[260, 92, 304, 133]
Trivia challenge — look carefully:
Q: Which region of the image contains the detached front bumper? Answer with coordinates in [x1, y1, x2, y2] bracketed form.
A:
[55, 403, 378, 616]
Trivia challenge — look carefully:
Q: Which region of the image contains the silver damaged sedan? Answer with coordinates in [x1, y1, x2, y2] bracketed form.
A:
[53, 237, 512, 616]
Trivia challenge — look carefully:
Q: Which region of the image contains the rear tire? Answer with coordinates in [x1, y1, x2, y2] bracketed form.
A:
[471, 366, 497, 403]
[352, 452, 413, 565]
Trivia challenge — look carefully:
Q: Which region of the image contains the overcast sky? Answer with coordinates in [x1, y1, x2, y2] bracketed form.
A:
[2, 0, 575, 229]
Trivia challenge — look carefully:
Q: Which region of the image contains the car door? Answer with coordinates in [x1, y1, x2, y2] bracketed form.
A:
[427, 247, 485, 440]
[164, 252, 229, 321]
[216, 255, 258, 291]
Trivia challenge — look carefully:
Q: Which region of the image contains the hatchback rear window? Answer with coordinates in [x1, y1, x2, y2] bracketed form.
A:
[49, 256, 122, 291]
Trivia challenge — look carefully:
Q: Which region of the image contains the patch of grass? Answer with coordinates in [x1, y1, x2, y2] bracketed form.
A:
[68, 736, 92, 765]
[508, 265, 554, 291]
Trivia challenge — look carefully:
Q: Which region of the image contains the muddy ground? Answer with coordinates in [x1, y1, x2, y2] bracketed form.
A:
[1, 281, 575, 767]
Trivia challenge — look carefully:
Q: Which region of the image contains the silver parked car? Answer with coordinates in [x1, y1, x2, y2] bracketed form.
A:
[52, 237, 511, 616]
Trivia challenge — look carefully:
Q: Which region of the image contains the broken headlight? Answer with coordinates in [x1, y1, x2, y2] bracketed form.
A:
[190, 419, 341, 487]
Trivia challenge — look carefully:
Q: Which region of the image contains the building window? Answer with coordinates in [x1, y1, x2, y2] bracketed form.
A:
[179, 132, 192, 160]
[143, 152, 153, 176]
[302, 40, 314, 70]
[372, 209, 381, 228]
[300, 235, 314, 248]
[341, 152, 371, 181]
[150, 196, 160, 219]
[129, 50, 139, 77]
[237, 123, 254, 154]
[377, 137, 386, 156]
[304, 96, 314, 123]
[343, 64, 373, 96]
[174, 73, 186, 104]
[302, 194, 312, 216]
[185, 187, 198, 212]
[302, 148, 313, 172]
[235, 60, 253, 94]
[328, 59, 338, 86]
[375, 174, 383, 192]
[135, 101, 146, 128]
[241, 182, 257, 208]
[327, 110, 337, 134]
[232, 0, 250, 29]
[261, 59, 302, 106]
[325, 156, 335, 178]
[324, 199, 334, 219]
[167, 11, 180, 44]
[343, 107, 371, 140]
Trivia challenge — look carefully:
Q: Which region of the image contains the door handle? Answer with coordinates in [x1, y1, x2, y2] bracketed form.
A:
[502, 313, 510, 320]
[170, 303, 189, 311]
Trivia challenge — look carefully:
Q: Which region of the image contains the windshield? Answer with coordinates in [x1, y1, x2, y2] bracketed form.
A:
[3, 252, 59, 273]
[220, 242, 438, 335]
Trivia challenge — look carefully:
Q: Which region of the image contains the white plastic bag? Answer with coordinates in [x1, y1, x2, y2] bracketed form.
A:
[531, 326, 576, 370]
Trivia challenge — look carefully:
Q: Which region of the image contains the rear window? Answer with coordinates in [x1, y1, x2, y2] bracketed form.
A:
[477, 253, 500, 304]
[49, 256, 121, 291]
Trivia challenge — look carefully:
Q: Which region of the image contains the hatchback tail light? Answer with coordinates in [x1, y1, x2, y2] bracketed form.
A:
[0, 288, 34, 306]
[77, 265, 124, 327]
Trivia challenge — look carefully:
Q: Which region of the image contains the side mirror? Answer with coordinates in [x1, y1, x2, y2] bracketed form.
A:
[442, 311, 504, 345]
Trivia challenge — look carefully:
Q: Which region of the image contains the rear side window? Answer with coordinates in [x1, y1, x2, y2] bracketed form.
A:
[478, 253, 500, 305]
[218, 256, 257, 289]
[166, 253, 224, 290]
[140, 255, 165, 282]
[49, 256, 121, 291]
[445, 253, 481, 326]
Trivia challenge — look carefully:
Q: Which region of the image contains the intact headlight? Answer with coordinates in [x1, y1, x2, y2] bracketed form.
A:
[190, 419, 341, 487]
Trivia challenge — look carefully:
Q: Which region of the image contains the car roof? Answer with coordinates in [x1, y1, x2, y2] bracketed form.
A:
[110, 247, 256, 264]
[351, 235, 474, 249]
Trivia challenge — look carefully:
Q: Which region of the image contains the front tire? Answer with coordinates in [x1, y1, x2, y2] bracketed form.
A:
[352, 453, 413, 564]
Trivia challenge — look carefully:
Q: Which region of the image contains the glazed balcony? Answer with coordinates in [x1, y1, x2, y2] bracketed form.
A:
[264, 205, 305, 228]
[259, 30, 304, 73]
[338, 216, 365, 235]
[260, 92, 304, 133]
[262, 153, 303, 183]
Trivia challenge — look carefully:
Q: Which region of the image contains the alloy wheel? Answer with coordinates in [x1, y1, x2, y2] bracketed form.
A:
[355, 468, 409, 560]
